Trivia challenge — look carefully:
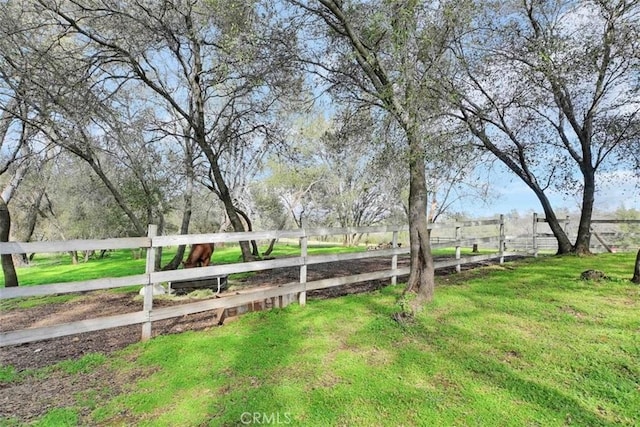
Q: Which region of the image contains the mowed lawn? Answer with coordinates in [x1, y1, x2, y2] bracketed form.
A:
[2, 253, 639, 426]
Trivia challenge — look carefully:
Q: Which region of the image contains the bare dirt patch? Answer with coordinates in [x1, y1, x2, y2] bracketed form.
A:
[1, 358, 154, 423]
[1, 257, 408, 371]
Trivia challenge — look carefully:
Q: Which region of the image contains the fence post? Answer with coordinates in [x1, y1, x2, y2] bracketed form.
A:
[391, 230, 398, 285]
[533, 213, 538, 257]
[455, 224, 462, 273]
[299, 233, 307, 307]
[142, 224, 157, 341]
[499, 214, 505, 264]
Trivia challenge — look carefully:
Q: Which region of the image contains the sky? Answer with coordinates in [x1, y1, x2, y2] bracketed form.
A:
[463, 169, 640, 218]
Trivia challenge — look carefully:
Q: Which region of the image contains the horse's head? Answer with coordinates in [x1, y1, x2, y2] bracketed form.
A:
[182, 260, 198, 269]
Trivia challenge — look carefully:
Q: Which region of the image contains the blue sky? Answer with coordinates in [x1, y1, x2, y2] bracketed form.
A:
[466, 169, 640, 218]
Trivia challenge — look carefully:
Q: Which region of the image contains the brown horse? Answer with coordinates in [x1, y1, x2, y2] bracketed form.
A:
[182, 243, 215, 268]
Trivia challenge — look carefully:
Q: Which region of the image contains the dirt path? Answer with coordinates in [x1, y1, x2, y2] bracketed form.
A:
[1, 257, 410, 371]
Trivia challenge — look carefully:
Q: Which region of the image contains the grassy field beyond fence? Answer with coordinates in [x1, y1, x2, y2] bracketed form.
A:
[1, 253, 639, 426]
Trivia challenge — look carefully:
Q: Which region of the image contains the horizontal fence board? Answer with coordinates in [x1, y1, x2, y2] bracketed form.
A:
[0, 220, 507, 257]
[306, 248, 408, 265]
[304, 225, 407, 236]
[434, 253, 503, 269]
[536, 217, 638, 224]
[151, 257, 305, 283]
[0, 274, 148, 299]
[431, 237, 501, 249]
[430, 219, 501, 229]
[1, 219, 522, 347]
[0, 237, 149, 255]
[153, 230, 306, 247]
[590, 219, 640, 224]
[1, 311, 148, 346]
[306, 268, 410, 291]
[457, 236, 501, 246]
[154, 267, 417, 322]
[150, 283, 308, 322]
[0, 250, 515, 346]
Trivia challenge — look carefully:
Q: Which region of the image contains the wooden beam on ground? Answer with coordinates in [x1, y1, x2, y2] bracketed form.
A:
[591, 229, 613, 253]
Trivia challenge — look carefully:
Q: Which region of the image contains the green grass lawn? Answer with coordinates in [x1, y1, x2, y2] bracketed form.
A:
[2, 252, 638, 426]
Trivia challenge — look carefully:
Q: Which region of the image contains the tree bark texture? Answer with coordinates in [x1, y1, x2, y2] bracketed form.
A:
[573, 171, 596, 254]
[235, 207, 260, 257]
[405, 139, 435, 304]
[0, 197, 18, 287]
[186, 20, 254, 262]
[207, 156, 254, 261]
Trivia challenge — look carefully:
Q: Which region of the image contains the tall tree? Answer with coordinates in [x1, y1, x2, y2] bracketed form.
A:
[0, 2, 40, 285]
[448, 0, 640, 254]
[1, 1, 161, 243]
[318, 110, 398, 242]
[292, 0, 462, 306]
[262, 116, 329, 228]
[39, 0, 301, 261]
[0, 102, 32, 286]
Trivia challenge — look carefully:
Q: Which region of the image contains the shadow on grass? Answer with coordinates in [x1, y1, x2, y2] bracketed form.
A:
[440, 323, 613, 426]
[360, 285, 617, 426]
[204, 307, 306, 426]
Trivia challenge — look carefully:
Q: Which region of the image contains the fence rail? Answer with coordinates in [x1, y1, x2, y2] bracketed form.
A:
[1, 218, 511, 347]
[533, 214, 640, 255]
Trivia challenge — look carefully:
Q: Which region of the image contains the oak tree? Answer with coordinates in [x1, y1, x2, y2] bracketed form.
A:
[448, 0, 640, 254]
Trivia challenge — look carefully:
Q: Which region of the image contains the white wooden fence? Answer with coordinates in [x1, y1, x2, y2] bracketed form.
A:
[0, 218, 510, 347]
[532, 214, 640, 255]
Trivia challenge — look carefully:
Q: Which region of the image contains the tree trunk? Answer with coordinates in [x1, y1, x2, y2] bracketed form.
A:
[86, 157, 147, 237]
[235, 207, 260, 257]
[404, 136, 434, 306]
[263, 238, 277, 257]
[535, 191, 574, 255]
[15, 147, 56, 266]
[307, 0, 435, 309]
[263, 217, 288, 257]
[152, 206, 165, 271]
[573, 171, 595, 254]
[632, 249, 640, 284]
[21, 186, 46, 242]
[0, 197, 18, 287]
[14, 187, 45, 267]
[184, 18, 254, 262]
[208, 158, 254, 261]
[163, 145, 195, 271]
